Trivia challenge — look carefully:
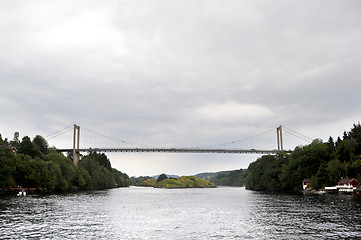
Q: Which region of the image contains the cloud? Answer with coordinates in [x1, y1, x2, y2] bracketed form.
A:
[191, 101, 272, 125]
[1, 0, 361, 176]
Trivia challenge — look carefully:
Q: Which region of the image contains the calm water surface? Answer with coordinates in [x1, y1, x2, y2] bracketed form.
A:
[1, 187, 361, 239]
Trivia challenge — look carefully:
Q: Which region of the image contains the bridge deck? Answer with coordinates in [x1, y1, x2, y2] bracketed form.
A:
[56, 148, 279, 154]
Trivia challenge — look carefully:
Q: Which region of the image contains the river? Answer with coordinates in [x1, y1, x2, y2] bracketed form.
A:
[1, 187, 361, 239]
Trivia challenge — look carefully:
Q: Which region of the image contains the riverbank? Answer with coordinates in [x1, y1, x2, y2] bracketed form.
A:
[303, 188, 361, 195]
[0, 185, 130, 196]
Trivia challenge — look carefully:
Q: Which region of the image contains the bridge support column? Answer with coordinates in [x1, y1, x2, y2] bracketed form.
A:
[277, 126, 283, 151]
[73, 124, 80, 166]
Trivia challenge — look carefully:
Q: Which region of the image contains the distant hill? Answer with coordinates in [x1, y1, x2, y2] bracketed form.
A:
[130, 176, 153, 186]
[152, 174, 180, 179]
[132, 170, 247, 187]
[136, 176, 216, 188]
[196, 169, 247, 187]
[195, 170, 233, 180]
[130, 174, 180, 185]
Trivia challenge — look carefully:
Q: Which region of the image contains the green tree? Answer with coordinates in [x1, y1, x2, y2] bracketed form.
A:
[33, 135, 49, 155]
[0, 133, 129, 193]
[18, 136, 36, 157]
[295, 139, 328, 178]
[80, 152, 127, 190]
[74, 167, 92, 189]
[58, 179, 69, 192]
[279, 157, 303, 191]
[157, 173, 168, 183]
[88, 152, 112, 170]
[48, 161, 63, 191]
[9, 132, 20, 150]
[347, 123, 361, 155]
[336, 136, 342, 148]
[0, 141, 17, 189]
[112, 169, 130, 187]
[13, 156, 31, 187]
[246, 124, 361, 192]
[213, 169, 247, 186]
[327, 136, 336, 159]
[311, 162, 330, 189]
[350, 159, 361, 183]
[327, 159, 346, 185]
[130, 176, 153, 185]
[48, 152, 75, 186]
[246, 154, 287, 191]
[336, 140, 357, 163]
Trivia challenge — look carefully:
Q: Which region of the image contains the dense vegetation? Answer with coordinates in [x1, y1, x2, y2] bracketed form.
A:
[136, 175, 216, 188]
[136, 178, 157, 187]
[130, 176, 153, 185]
[246, 123, 361, 192]
[0, 133, 129, 193]
[195, 169, 247, 186]
[195, 171, 231, 180]
[212, 169, 247, 186]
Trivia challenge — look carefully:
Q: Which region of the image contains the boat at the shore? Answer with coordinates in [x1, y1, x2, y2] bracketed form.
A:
[17, 190, 26, 196]
[9, 187, 36, 195]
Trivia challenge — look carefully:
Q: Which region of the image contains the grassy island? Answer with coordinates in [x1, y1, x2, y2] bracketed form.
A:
[136, 175, 216, 188]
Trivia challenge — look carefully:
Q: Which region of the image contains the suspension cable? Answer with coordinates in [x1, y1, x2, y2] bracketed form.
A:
[44, 124, 73, 139]
[199, 127, 275, 149]
[282, 126, 313, 142]
[81, 127, 156, 148]
[46, 127, 74, 141]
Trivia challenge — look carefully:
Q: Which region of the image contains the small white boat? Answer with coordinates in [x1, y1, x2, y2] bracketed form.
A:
[17, 190, 26, 197]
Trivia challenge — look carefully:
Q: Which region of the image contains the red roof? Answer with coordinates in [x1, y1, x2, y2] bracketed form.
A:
[338, 178, 358, 185]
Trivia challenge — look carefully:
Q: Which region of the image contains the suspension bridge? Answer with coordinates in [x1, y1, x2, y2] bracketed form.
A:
[45, 124, 312, 166]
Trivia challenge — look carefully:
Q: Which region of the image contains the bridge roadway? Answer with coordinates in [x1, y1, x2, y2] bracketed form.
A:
[56, 148, 279, 154]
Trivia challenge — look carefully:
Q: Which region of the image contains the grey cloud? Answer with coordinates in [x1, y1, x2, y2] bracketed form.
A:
[1, 0, 361, 176]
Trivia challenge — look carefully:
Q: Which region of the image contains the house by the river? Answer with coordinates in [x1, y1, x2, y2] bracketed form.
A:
[302, 179, 311, 189]
[325, 178, 358, 194]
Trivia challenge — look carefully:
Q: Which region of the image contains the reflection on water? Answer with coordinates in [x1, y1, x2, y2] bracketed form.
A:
[1, 187, 361, 239]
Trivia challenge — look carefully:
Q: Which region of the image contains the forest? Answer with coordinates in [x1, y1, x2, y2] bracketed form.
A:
[0, 133, 129, 193]
[211, 169, 247, 186]
[246, 123, 361, 192]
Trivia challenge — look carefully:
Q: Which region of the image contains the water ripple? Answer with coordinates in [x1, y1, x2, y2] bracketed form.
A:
[1, 188, 361, 239]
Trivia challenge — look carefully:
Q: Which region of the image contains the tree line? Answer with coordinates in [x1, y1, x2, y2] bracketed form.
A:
[0, 133, 129, 193]
[246, 123, 361, 191]
[212, 169, 247, 187]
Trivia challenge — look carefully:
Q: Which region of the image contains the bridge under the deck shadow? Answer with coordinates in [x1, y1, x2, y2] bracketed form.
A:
[48, 124, 311, 166]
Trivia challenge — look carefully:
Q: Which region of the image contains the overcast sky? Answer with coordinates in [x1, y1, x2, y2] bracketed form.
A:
[1, 0, 360, 176]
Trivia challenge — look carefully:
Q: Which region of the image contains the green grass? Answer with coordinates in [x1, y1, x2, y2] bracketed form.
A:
[136, 176, 217, 188]
[155, 179, 186, 188]
[135, 178, 157, 187]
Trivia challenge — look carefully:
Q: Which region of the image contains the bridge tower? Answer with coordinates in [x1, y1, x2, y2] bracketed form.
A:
[73, 124, 80, 166]
[277, 125, 283, 151]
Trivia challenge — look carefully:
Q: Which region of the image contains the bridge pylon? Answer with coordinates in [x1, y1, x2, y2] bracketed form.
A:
[73, 124, 80, 166]
[277, 125, 283, 151]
